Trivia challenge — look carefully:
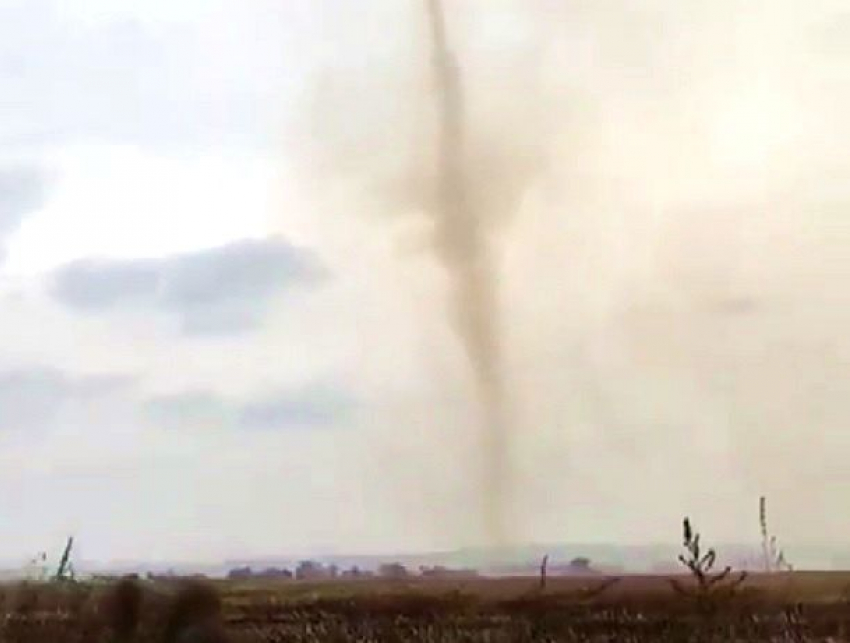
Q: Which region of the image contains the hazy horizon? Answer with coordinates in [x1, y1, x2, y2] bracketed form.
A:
[0, 0, 846, 563]
[8, 540, 850, 579]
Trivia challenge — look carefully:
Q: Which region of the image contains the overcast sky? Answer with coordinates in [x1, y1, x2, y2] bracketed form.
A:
[0, 0, 846, 566]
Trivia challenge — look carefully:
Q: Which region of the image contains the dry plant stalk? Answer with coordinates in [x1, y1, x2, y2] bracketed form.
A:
[580, 577, 621, 601]
[760, 496, 792, 572]
[539, 555, 548, 591]
[671, 517, 747, 607]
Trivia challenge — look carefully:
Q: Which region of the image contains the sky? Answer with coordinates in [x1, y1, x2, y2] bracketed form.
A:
[0, 0, 846, 565]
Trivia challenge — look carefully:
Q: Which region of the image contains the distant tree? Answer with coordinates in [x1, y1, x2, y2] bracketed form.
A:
[378, 562, 408, 579]
[295, 560, 328, 581]
[569, 557, 592, 573]
[258, 567, 293, 579]
[342, 566, 374, 579]
[419, 565, 479, 579]
[419, 565, 447, 578]
[227, 567, 253, 580]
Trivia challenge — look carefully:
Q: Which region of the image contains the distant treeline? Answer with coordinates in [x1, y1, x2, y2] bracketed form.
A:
[226, 561, 480, 581]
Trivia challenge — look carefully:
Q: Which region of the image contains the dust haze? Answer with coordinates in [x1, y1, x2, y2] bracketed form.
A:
[287, 0, 848, 549]
[294, 0, 551, 547]
[423, 0, 516, 546]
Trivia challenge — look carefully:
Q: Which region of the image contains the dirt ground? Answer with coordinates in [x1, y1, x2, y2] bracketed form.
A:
[1, 572, 849, 641]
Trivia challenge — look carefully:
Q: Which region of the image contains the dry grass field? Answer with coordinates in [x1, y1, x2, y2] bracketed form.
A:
[0, 572, 849, 642]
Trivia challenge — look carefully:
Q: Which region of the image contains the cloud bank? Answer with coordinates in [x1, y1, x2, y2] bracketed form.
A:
[144, 383, 354, 431]
[49, 237, 328, 335]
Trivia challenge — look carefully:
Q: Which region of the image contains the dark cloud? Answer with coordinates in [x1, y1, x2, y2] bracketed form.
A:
[49, 258, 160, 310]
[0, 366, 135, 432]
[144, 383, 354, 431]
[49, 237, 328, 335]
[0, 166, 49, 259]
[144, 390, 233, 429]
[238, 384, 355, 430]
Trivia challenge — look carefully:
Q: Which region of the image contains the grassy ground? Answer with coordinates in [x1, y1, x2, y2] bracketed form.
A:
[221, 571, 850, 603]
[0, 573, 849, 641]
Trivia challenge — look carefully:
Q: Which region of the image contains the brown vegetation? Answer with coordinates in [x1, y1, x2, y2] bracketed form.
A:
[0, 512, 838, 641]
[0, 571, 846, 641]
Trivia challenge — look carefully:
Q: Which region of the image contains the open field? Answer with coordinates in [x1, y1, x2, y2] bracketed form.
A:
[221, 571, 850, 603]
[0, 573, 849, 641]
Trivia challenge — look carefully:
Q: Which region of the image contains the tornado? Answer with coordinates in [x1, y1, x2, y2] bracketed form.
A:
[424, 0, 511, 547]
